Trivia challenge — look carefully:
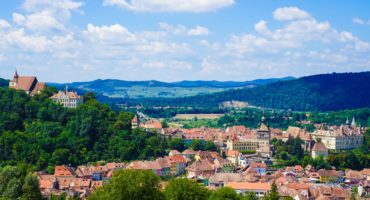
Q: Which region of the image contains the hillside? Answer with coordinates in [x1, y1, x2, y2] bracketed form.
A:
[0, 78, 8, 87]
[48, 77, 294, 98]
[125, 72, 370, 111]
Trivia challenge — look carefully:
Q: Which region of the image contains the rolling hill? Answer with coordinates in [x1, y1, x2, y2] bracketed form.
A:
[0, 78, 8, 87]
[124, 72, 370, 111]
[48, 77, 294, 98]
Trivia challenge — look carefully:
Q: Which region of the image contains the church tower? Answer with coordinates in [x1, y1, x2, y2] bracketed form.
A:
[9, 70, 19, 87]
[257, 112, 270, 141]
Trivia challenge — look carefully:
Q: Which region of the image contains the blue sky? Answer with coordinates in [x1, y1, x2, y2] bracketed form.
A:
[0, 0, 370, 82]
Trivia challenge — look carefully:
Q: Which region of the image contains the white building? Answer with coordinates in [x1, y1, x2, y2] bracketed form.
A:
[311, 118, 363, 150]
[50, 87, 83, 108]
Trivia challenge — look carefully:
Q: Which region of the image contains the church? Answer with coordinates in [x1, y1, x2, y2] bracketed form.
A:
[8, 70, 46, 95]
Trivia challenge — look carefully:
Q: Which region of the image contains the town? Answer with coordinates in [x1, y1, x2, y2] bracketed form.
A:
[5, 71, 370, 200]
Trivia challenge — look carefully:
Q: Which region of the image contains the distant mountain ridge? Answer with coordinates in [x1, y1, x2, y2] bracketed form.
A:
[124, 72, 370, 111]
[47, 77, 295, 98]
[0, 78, 8, 87]
[49, 76, 295, 89]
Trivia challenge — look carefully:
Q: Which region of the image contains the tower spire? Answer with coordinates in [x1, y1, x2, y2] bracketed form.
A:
[351, 116, 356, 127]
[14, 69, 19, 79]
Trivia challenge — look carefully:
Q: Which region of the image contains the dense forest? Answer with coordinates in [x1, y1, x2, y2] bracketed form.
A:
[121, 72, 370, 111]
[0, 87, 169, 172]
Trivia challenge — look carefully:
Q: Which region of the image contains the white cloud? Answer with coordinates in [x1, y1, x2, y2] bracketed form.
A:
[353, 17, 370, 25]
[83, 24, 136, 44]
[159, 23, 209, 36]
[187, 25, 209, 36]
[201, 57, 220, 73]
[224, 7, 370, 57]
[13, 13, 26, 25]
[102, 0, 234, 13]
[273, 7, 311, 21]
[22, 0, 83, 19]
[0, 20, 11, 29]
[254, 20, 268, 34]
[18, 11, 66, 32]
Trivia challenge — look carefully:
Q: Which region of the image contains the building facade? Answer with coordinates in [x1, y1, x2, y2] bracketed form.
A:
[50, 88, 83, 108]
[311, 119, 363, 150]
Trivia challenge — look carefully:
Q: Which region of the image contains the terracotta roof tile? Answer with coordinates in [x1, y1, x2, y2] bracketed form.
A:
[225, 182, 271, 191]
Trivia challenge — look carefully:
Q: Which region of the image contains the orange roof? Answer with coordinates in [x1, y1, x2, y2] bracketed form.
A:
[250, 162, 267, 168]
[225, 182, 271, 191]
[167, 155, 187, 164]
[10, 74, 46, 95]
[227, 150, 241, 157]
[54, 165, 75, 177]
[312, 142, 327, 152]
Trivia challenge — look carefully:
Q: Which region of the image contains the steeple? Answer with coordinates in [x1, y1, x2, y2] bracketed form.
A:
[259, 111, 269, 131]
[345, 117, 349, 125]
[351, 116, 356, 127]
[13, 70, 19, 81]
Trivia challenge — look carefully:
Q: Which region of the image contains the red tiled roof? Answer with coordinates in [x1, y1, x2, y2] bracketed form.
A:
[225, 182, 271, 191]
[54, 165, 75, 177]
[167, 155, 187, 164]
[250, 162, 267, 169]
[226, 150, 241, 157]
[312, 142, 327, 152]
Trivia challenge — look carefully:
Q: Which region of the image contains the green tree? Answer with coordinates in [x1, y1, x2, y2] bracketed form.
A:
[263, 182, 279, 200]
[244, 192, 258, 200]
[21, 174, 42, 200]
[169, 138, 186, 152]
[205, 141, 217, 151]
[208, 187, 242, 200]
[191, 140, 205, 151]
[83, 92, 96, 103]
[89, 170, 163, 200]
[164, 178, 210, 200]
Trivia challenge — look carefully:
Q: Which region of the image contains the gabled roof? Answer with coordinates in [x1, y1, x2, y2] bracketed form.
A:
[186, 159, 215, 172]
[54, 165, 75, 177]
[312, 142, 327, 152]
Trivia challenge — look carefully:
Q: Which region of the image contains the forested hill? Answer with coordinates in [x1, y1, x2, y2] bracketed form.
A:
[128, 72, 370, 111]
[0, 78, 8, 87]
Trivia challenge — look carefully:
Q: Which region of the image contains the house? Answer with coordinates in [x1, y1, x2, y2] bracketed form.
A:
[226, 150, 241, 166]
[50, 87, 83, 108]
[169, 150, 181, 156]
[38, 174, 57, 193]
[283, 126, 314, 150]
[156, 158, 171, 177]
[208, 173, 245, 188]
[225, 182, 271, 198]
[139, 120, 163, 134]
[182, 149, 197, 160]
[54, 165, 75, 177]
[9, 70, 46, 95]
[186, 159, 215, 179]
[213, 157, 234, 173]
[75, 165, 93, 179]
[309, 185, 347, 200]
[345, 170, 364, 184]
[311, 142, 328, 159]
[166, 155, 188, 176]
[247, 162, 267, 176]
[318, 169, 339, 183]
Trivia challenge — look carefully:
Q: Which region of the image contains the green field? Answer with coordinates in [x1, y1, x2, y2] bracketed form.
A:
[102, 86, 232, 98]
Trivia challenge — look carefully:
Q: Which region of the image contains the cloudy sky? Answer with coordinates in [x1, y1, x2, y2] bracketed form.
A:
[0, 0, 370, 82]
